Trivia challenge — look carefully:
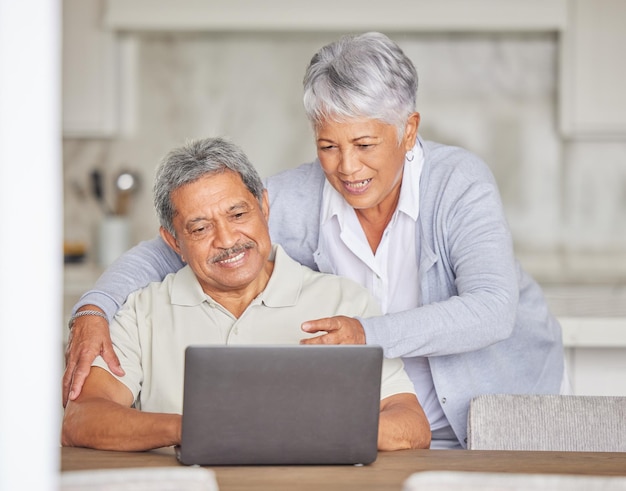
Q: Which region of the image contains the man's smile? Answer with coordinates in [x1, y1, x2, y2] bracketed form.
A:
[218, 251, 245, 264]
[210, 241, 255, 264]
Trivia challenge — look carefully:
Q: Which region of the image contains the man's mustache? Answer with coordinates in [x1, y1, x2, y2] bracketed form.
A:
[209, 241, 256, 264]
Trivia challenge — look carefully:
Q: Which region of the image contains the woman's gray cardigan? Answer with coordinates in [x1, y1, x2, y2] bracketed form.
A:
[264, 139, 564, 446]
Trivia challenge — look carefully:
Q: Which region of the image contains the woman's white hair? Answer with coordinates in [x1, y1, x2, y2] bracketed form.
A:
[303, 32, 418, 142]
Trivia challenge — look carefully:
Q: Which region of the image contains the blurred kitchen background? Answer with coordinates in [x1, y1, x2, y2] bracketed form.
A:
[62, 0, 626, 395]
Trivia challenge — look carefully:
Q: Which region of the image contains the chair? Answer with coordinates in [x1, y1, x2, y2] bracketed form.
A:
[467, 394, 626, 451]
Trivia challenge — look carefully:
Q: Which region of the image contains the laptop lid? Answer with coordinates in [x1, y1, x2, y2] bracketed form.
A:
[178, 345, 382, 466]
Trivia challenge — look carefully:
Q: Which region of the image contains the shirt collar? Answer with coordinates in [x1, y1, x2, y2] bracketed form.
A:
[170, 244, 301, 308]
[257, 244, 302, 307]
[397, 140, 423, 221]
[170, 265, 206, 307]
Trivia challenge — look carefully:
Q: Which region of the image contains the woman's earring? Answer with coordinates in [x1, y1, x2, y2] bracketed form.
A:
[406, 150, 415, 162]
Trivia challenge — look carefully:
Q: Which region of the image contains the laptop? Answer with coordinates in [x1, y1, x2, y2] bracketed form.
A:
[176, 344, 383, 466]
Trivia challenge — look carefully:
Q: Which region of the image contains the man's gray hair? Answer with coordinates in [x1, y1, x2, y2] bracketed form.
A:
[153, 137, 264, 235]
[303, 32, 418, 142]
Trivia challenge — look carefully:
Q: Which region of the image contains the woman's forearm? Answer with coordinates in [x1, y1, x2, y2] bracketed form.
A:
[72, 236, 184, 320]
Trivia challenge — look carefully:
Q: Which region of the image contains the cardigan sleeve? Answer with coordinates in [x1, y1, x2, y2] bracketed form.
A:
[72, 236, 184, 322]
[265, 161, 324, 270]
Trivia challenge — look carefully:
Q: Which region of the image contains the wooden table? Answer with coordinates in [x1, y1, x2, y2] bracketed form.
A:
[61, 446, 626, 491]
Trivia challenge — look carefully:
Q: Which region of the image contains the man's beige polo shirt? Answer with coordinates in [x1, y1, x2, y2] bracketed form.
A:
[93, 245, 416, 414]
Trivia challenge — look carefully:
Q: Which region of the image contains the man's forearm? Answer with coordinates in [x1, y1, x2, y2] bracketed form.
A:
[62, 398, 181, 451]
[378, 394, 431, 451]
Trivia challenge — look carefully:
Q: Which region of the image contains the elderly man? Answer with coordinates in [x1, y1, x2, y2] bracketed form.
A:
[61, 137, 431, 452]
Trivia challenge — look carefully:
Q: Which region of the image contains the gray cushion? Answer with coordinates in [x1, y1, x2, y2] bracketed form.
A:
[467, 394, 626, 451]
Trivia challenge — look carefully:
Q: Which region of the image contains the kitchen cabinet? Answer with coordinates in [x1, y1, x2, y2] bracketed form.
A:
[559, 0, 626, 137]
[544, 285, 626, 396]
[102, 0, 567, 32]
[63, 0, 116, 136]
[566, 347, 626, 396]
[62, 0, 135, 137]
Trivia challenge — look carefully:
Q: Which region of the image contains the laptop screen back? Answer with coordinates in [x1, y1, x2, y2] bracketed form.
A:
[178, 345, 382, 466]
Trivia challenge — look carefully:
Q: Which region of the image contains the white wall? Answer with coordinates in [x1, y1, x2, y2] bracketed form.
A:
[0, 0, 62, 489]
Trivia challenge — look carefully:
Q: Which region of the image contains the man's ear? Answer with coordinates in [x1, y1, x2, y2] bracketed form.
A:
[159, 226, 181, 255]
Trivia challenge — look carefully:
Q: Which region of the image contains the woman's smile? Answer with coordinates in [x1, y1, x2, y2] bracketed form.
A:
[342, 177, 372, 194]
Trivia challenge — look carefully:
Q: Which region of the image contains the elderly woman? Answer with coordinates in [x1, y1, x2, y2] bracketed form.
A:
[64, 32, 566, 449]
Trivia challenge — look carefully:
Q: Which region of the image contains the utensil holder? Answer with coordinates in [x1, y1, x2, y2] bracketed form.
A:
[97, 216, 130, 268]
